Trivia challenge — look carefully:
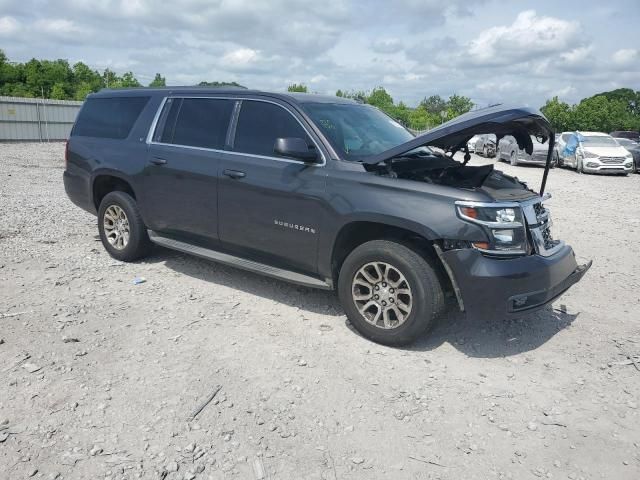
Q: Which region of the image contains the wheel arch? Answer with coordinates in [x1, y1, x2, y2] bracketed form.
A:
[91, 170, 137, 211]
[328, 219, 451, 292]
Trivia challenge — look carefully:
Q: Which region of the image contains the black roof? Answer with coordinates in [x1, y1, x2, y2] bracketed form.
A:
[92, 87, 357, 105]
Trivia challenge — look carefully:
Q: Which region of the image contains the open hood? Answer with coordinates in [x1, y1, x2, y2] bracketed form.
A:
[363, 105, 553, 165]
[362, 104, 556, 195]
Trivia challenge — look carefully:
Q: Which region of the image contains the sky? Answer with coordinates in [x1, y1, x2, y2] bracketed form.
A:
[0, 0, 638, 108]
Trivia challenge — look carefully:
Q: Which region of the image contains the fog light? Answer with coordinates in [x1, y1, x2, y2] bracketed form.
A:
[493, 229, 515, 243]
[586, 162, 599, 168]
[625, 162, 632, 168]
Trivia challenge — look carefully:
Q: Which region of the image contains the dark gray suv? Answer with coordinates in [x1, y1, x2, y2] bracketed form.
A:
[63, 88, 591, 345]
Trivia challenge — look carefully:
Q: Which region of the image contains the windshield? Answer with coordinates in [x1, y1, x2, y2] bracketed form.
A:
[581, 135, 619, 147]
[301, 102, 419, 161]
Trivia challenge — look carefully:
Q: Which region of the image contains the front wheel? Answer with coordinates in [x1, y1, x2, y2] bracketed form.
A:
[338, 240, 444, 346]
[576, 156, 584, 173]
[98, 191, 151, 262]
[510, 151, 518, 166]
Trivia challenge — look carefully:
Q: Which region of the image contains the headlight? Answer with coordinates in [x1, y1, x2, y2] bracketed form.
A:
[581, 151, 598, 158]
[456, 204, 528, 255]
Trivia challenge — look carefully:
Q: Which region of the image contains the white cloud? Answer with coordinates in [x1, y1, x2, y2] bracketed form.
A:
[0, 15, 20, 36]
[34, 18, 83, 36]
[612, 48, 639, 66]
[467, 10, 581, 66]
[222, 48, 259, 67]
[0, 1, 637, 110]
[560, 46, 592, 65]
[372, 38, 403, 54]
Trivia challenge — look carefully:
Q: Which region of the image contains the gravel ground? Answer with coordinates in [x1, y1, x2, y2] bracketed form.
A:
[1, 142, 639, 480]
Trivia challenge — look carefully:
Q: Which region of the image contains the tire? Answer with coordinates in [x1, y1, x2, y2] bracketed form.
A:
[550, 152, 558, 169]
[483, 146, 488, 157]
[557, 152, 564, 168]
[337, 240, 445, 346]
[509, 151, 518, 166]
[98, 191, 151, 262]
[576, 156, 584, 173]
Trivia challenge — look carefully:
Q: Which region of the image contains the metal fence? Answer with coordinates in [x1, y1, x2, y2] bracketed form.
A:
[0, 96, 83, 142]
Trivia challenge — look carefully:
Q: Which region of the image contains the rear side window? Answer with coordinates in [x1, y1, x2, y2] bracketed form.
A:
[155, 98, 233, 149]
[73, 96, 149, 139]
[234, 100, 309, 157]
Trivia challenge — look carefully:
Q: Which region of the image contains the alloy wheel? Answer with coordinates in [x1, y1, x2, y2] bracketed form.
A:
[103, 205, 130, 250]
[351, 261, 413, 329]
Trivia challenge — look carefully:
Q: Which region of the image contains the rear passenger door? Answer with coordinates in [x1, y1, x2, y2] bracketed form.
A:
[218, 99, 327, 274]
[142, 97, 234, 239]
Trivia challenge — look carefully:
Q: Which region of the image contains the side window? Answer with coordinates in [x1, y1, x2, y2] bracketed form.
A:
[73, 96, 150, 139]
[561, 133, 570, 142]
[154, 98, 233, 149]
[234, 100, 310, 157]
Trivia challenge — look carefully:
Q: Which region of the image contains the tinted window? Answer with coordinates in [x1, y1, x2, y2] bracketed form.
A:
[234, 101, 310, 156]
[74, 96, 149, 139]
[156, 98, 233, 149]
[302, 102, 413, 161]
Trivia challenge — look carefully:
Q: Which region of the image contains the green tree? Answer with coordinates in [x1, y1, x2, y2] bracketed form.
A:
[287, 83, 308, 93]
[50, 82, 67, 99]
[149, 73, 166, 87]
[420, 95, 446, 116]
[366, 86, 394, 110]
[118, 72, 141, 88]
[446, 94, 474, 117]
[335, 89, 344, 97]
[74, 82, 95, 100]
[540, 96, 575, 132]
[102, 69, 119, 88]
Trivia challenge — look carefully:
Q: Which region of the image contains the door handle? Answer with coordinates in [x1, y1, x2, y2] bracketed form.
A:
[223, 169, 246, 179]
[150, 157, 167, 165]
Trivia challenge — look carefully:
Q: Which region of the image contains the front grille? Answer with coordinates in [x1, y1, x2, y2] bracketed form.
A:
[523, 198, 562, 257]
[540, 223, 556, 250]
[533, 202, 545, 217]
[600, 157, 625, 164]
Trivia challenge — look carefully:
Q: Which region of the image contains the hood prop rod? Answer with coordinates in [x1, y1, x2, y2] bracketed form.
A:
[539, 133, 555, 196]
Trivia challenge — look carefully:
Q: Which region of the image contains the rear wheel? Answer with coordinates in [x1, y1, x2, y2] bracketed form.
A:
[98, 191, 151, 262]
[338, 240, 444, 346]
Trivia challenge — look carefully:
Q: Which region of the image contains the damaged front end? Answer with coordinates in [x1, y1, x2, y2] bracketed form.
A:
[363, 104, 556, 196]
[361, 105, 591, 318]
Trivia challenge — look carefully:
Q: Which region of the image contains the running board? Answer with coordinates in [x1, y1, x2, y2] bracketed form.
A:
[148, 230, 332, 290]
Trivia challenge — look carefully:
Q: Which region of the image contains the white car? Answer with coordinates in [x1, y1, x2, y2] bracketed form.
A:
[556, 131, 634, 175]
[467, 134, 481, 152]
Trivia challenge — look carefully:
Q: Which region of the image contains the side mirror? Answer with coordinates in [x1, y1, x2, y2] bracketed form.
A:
[274, 137, 320, 162]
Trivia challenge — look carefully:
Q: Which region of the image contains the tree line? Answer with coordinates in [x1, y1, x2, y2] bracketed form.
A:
[2, 51, 638, 133]
[290, 83, 474, 131]
[0, 50, 242, 101]
[541, 88, 640, 133]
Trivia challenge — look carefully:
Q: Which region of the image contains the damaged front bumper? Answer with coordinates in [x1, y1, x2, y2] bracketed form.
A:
[438, 245, 591, 320]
